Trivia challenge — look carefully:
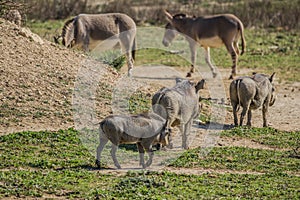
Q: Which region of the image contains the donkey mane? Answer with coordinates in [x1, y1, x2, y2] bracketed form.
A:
[173, 13, 187, 19]
[61, 17, 76, 46]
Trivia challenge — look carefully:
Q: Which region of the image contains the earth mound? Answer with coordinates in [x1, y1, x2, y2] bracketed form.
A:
[0, 19, 119, 135]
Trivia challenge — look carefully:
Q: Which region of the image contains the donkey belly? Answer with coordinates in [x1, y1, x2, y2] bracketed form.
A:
[198, 36, 223, 48]
[89, 37, 119, 51]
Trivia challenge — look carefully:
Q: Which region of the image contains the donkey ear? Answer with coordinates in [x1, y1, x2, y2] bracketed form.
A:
[269, 72, 276, 83]
[53, 35, 61, 44]
[164, 10, 173, 22]
[53, 36, 58, 44]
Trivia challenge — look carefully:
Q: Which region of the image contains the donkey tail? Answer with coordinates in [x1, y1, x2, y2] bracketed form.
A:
[238, 21, 246, 55]
[131, 37, 136, 61]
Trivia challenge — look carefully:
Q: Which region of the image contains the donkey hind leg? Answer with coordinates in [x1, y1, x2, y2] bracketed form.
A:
[110, 144, 121, 169]
[226, 43, 238, 79]
[120, 34, 134, 77]
[96, 136, 109, 169]
[136, 142, 146, 168]
[204, 47, 217, 78]
[166, 119, 174, 149]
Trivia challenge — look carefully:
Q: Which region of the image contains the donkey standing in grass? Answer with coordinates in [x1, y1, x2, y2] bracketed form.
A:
[162, 10, 246, 79]
[56, 13, 136, 76]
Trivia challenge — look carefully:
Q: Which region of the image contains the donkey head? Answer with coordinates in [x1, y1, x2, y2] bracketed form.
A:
[162, 10, 189, 47]
[162, 22, 178, 47]
[60, 18, 76, 48]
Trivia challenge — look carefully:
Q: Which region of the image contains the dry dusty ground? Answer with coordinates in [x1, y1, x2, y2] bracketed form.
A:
[0, 18, 299, 173]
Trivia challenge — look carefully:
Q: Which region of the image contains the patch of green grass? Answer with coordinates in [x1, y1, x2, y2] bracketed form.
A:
[221, 127, 300, 149]
[1, 170, 299, 199]
[170, 146, 300, 174]
[135, 48, 190, 67]
[26, 19, 65, 42]
[128, 91, 151, 114]
[0, 169, 112, 199]
[211, 29, 300, 81]
[110, 171, 300, 199]
[0, 130, 299, 199]
[0, 128, 95, 170]
[95, 50, 126, 71]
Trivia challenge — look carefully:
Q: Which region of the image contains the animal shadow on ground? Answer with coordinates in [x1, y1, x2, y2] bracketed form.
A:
[195, 121, 234, 131]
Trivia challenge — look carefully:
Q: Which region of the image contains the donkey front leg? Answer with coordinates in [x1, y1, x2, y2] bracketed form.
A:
[203, 47, 217, 78]
[125, 51, 134, 77]
[187, 40, 197, 77]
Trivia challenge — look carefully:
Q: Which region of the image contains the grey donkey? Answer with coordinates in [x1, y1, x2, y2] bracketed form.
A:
[152, 78, 205, 149]
[229, 73, 276, 127]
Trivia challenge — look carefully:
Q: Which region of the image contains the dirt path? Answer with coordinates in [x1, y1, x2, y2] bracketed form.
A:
[132, 65, 300, 132]
[93, 65, 300, 173]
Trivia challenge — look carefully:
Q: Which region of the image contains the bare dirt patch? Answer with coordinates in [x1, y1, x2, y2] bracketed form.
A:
[0, 19, 119, 135]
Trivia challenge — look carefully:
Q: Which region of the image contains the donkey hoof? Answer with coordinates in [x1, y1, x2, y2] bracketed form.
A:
[186, 72, 192, 77]
[212, 72, 217, 78]
[167, 143, 174, 149]
[128, 69, 133, 77]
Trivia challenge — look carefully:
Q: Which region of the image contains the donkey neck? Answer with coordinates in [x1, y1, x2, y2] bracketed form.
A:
[173, 18, 195, 36]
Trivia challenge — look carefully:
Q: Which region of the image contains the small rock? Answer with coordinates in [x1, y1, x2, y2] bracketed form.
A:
[19, 27, 44, 45]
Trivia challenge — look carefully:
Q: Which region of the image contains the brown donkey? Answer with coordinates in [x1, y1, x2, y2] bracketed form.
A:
[162, 10, 246, 79]
[55, 13, 136, 76]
